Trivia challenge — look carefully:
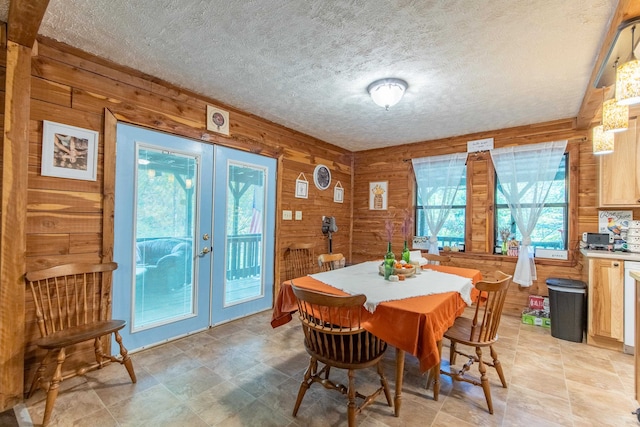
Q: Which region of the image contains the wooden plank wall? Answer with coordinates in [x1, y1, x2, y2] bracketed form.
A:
[353, 118, 640, 318]
[19, 37, 353, 380]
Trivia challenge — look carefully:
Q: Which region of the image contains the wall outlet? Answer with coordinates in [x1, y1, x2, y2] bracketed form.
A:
[282, 210, 292, 220]
[295, 211, 302, 220]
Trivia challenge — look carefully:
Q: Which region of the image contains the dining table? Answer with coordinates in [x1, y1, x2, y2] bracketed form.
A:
[271, 261, 482, 417]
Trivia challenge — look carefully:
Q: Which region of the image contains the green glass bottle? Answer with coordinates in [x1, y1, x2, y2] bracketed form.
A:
[384, 242, 395, 280]
[402, 240, 411, 264]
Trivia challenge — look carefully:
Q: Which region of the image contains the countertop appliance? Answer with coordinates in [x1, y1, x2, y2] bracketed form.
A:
[624, 261, 640, 354]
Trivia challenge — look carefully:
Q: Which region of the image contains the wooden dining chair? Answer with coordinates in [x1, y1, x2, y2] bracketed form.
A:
[433, 270, 512, 414]
[286, 242, 316, 279]
[25, 262, 137, 426]
[291, 284, 392, 426]
[317, 252, 346, 272]
[421, 252, 451, 265]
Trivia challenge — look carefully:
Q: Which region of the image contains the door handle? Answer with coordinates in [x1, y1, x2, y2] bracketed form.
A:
[198, 246, 211, 257]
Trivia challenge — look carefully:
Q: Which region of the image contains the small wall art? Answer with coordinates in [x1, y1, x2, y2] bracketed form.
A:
[206, 105, 230, 136]
[334, 181, 343, 203]
[295, 172, 308, 199]
[41, 120, 99, 181]
[369, 181, 388, 210]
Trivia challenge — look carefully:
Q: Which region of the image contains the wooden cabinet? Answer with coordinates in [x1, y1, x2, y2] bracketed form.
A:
[587, 257, 624, 350]
[599, 118, 640, 207]
[636, 273, 640, 403]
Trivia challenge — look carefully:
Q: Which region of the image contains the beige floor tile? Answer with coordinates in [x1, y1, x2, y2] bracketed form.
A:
[23, 309, 640, 426]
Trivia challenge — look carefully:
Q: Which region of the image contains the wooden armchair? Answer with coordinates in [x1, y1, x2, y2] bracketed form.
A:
[433, 271, 512, 414]
[25, 262, 137, 426]
[317, 252, 346, 272]
[291, 284, 392, 426]
[285, 242, 316, 279]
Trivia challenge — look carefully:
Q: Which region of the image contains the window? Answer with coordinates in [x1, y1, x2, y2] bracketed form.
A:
[494, 153, 568, 250]
[415, 170, 466, 249]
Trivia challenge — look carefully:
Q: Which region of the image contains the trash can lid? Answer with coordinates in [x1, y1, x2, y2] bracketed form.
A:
[545, 278, 587, 289]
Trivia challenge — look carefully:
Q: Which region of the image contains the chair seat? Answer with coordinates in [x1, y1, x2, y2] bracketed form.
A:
[36, 319, 126, 350]
[444, 317, 498, 348]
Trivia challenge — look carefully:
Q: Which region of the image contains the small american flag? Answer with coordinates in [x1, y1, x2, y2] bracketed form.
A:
[249, 187, 262, 234]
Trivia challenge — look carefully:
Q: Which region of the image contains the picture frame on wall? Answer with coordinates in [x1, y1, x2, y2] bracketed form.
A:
[41, 120, 99, 181]
[369, 181, 388, 210]
[295, 172, 308, 199]
[206, 105, 230, 136]
[334, 181, 344, 203]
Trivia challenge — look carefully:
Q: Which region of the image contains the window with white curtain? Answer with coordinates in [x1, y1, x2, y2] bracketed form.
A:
[495, 153, 568, 250]
[415, 173, 466, 249]
[490, 140, 568, 286]
[412, 153, 468, 254]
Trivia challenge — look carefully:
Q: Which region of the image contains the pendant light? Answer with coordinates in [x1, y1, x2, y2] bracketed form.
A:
[616, 25, 640, 106]
[593, 125, 614, 155]
[593, 87, 615, 155]
[603, 60, 629, 133]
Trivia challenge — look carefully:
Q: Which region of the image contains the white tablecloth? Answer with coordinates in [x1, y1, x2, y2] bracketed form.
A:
[309, 261, 473, 312]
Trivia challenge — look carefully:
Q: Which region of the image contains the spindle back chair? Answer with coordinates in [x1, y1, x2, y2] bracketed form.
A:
[25, 262, 136, 426]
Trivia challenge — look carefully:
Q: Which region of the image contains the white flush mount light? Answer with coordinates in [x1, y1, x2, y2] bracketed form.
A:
[367, 78, 408, 110]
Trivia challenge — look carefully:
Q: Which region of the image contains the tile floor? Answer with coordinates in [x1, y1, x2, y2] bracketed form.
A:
[24, 309, 640, 426]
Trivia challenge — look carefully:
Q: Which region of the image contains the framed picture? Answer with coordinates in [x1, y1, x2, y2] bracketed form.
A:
[41, 120, 99, 181]
[295, 173, 308, 199]
[334, 181, 344, 203]
[206, 105, 230, 136]
[369, 181, 388, 210]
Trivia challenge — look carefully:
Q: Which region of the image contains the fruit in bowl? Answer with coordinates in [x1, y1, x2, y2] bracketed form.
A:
[393, 262, 415, 276]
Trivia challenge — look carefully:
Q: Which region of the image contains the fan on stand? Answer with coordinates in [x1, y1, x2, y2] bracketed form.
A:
[321, 216, 338, 253]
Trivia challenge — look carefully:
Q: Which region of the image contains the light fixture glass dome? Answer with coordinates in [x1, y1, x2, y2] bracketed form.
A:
[592, 125, 614, 155]
[367, 78, 408, 110]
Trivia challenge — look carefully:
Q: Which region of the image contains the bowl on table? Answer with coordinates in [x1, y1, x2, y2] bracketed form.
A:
[394, 265, 416, 277]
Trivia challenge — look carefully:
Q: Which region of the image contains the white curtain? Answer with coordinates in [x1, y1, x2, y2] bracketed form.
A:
[412, 153, 467, 254]
[490, 140, 567, 286]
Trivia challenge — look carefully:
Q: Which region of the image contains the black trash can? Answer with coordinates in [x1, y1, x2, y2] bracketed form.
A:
[546, 278, 587, 343]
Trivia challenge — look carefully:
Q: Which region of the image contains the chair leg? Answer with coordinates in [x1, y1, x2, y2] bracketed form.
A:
[476, 346, 493, 415]
[449, 341, 457, 365]
[293, 357, 315, 417]
[490, 345, 507, 388]
[42, 348, 66, 427]
[347, 369, 356, 427]
[376, 362, 392, 406]
[28, 350, 51, 398]
[114, 331, 137, 383]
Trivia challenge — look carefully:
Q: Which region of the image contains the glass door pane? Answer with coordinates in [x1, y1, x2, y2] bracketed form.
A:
[134, 147, 198, 328]
[225, 163, 266, 305]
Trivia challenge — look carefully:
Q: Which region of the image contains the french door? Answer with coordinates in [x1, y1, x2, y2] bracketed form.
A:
[113, 123, 275, 350]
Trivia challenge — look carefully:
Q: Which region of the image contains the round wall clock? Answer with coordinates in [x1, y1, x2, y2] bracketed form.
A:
[313, 164, 331, 190]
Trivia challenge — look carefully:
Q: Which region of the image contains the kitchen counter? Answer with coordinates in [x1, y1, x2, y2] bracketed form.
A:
[581, 249, 640, 261]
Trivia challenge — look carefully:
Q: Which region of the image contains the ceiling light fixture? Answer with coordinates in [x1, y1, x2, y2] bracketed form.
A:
[602, 97, 629, 133]
[367, 78, 408, 110]
[616, 25, 640, 106]
[593, 125, 614, 155]
[603, 60, 629, 133]
[594, 87, 615, 155]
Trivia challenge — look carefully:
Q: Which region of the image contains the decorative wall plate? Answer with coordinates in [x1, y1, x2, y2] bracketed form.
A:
[313, 164, 331, 190]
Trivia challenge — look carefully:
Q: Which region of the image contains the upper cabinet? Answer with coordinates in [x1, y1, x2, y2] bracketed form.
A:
[599, 118, 640, 207]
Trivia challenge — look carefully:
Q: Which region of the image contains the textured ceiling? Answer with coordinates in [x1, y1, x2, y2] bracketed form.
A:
[0, 0, 617, 151]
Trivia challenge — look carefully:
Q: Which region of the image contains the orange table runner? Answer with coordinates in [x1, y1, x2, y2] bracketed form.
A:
[272, 264, 482, 372]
